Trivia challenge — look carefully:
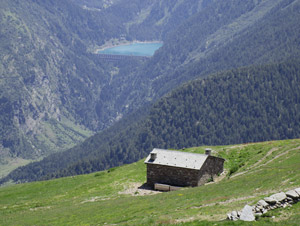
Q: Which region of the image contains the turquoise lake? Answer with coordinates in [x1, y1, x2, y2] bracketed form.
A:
[98, 42, 163, 57]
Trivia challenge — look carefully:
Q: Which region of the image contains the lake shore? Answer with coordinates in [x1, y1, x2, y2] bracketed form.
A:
[95, 40, 163, 53]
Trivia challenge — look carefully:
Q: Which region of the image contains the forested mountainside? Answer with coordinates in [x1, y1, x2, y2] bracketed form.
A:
[85, 0, 300, 133]
[0, 0, 204, 174]
[69, 0, 205, 40]
[1, 0, 300, 179]
[3, 59, 300, 184]
[0, 0, 120, 161]
[122, 0, 300, 108]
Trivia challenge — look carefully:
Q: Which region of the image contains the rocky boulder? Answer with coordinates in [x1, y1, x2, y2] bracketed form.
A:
[285, 190, 299, 199]
[295, 188, 300, 196]
[257, 200, 269, 208]
[264, 197, 277, 205]
[270, 192, 287, 203]
[227, 210, 239, 221]
[239, 205, 255, 221]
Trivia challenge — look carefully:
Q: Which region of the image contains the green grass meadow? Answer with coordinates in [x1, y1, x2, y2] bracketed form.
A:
[1, 139, 300, 225]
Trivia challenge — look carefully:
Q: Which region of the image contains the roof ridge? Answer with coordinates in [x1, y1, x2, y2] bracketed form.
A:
[152, 148, 208, 157]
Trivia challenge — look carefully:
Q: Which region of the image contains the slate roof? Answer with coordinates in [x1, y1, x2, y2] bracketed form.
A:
[144, 148, 208, 170]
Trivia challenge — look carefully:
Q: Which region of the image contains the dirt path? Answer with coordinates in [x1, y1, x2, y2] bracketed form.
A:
[260, 146, 300, 167]
[118, 182, 162, 196]
[251, 147, 279, 168]
[231, 146, 300, 179]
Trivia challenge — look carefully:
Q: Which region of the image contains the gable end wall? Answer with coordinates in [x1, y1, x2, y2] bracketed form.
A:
[197, 156, 225, 186]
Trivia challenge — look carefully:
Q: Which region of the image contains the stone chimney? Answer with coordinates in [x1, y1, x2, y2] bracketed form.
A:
[205, 148, 212, 156]
[150, 153, 157, 161]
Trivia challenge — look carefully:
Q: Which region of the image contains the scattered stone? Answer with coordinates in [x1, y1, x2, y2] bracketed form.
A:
[239, 205, 255, 222]
[285, 190, 299, 199]
[270, 192, 286, 203]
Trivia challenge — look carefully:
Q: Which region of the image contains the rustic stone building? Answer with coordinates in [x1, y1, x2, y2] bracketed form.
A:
[144, 148, 225, 189]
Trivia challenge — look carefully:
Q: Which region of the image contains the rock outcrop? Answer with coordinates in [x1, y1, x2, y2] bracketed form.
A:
[227, 187, 300, 221]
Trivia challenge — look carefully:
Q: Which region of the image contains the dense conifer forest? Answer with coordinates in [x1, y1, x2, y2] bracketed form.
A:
[1, 0, 300, 182]
[2, 59, 300, 183]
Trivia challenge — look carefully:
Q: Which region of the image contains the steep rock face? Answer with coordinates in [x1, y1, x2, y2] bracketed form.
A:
[71, 0, 205, 40]
[0, 0, 109, 161]
[0, 0, 214, 164]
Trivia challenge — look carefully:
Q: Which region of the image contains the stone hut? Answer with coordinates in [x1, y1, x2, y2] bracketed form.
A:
[144, 148, 225, 189]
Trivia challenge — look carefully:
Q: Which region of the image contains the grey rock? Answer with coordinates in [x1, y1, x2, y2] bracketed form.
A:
[227, 188, 300, 221]
[262, 209, 268, 214]
[294, 188, 300, 196]
[240, 205, 255, 222]
[237, 211, 242, 217]
[270, 205, 276, 210]
[264, 197, 277, 205]
[257, 200, 269, 208]
[231, 211, 238, 217]
[227, 213, 232, 220]
[232, 217, 239, 221]
[270, 192, 287, 203]
[286, 190, 300, 199]
[230, 211, 239, 221]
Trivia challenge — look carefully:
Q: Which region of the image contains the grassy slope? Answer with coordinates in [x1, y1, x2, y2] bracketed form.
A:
[0, 116, 93, 180]
[1, 139, 300, 225]
[0, 158, 32, 179]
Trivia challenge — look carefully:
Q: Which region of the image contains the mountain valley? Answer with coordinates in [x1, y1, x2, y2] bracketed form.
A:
[1, 0, 300, 225]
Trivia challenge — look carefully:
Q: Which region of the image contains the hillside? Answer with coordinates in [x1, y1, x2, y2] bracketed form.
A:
[3, 58, 300, 184]
[0, 0, 117, 173]
[0, 0, 214, 177]
[122, 0, 300, 108]
[2, 0, 300, 179]
[1, 139, 300, 225]
[70, 0, 204, 40]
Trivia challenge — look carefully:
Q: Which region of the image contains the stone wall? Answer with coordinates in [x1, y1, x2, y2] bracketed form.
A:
[197, 156, 225, 186]
[146, 164, 199, 188]
[227, 187, 300, 221]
